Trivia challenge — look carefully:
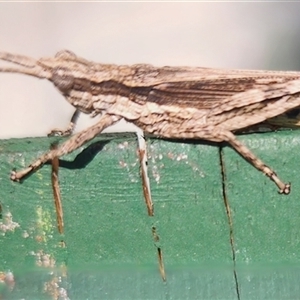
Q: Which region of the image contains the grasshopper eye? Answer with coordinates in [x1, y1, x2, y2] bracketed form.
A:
[55, 50, 77, 59]
[52, 67, 74, 93]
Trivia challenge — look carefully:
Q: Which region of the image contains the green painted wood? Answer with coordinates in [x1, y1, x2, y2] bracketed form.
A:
[222, 131, 300, 300]
[0, 131, 299, 299]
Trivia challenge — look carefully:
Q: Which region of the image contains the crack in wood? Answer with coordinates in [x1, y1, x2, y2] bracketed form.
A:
[152, 226, 166, 281]
[219, 146, 240, 300]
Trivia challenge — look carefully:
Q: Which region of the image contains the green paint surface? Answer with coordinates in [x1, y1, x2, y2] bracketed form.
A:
[0, 131, 299, 299]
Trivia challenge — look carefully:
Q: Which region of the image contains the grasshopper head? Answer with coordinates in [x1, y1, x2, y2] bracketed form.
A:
[0, 50, 91, 89]
[0, 51, 103, 114]
[0, 50, 133, 115]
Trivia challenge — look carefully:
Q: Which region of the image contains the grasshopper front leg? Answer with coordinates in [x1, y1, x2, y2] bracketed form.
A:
[48, 109, 81, 137]
[11, 114, 120, 181]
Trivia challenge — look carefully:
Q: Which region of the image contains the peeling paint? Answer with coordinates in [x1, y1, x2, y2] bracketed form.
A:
[0, 212, 20, 234]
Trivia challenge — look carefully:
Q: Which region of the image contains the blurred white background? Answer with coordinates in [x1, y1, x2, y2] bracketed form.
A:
[1, 2, 300, 138]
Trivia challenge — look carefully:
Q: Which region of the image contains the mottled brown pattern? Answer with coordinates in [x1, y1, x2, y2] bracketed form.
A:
[1, 50, 300, 194]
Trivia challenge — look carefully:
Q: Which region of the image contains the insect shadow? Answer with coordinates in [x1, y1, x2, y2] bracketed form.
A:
[159, 137, 218, 148]
[50, 140, 111, 170]
[10, 140, 111, 182]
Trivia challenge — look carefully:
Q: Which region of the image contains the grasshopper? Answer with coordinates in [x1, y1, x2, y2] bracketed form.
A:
[1, 50, 300, 194]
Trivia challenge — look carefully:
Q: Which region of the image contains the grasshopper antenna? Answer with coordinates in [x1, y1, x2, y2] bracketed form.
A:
[0, 52, 50, 79]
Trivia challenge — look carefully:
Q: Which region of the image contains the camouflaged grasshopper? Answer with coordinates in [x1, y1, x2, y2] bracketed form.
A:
[1, 50, 300, 194]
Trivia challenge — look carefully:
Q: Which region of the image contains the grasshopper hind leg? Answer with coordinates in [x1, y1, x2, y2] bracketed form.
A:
[218, 130, 290, 194]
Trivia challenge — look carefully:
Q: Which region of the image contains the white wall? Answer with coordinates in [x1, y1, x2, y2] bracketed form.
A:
[1, 2, 300, 138]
